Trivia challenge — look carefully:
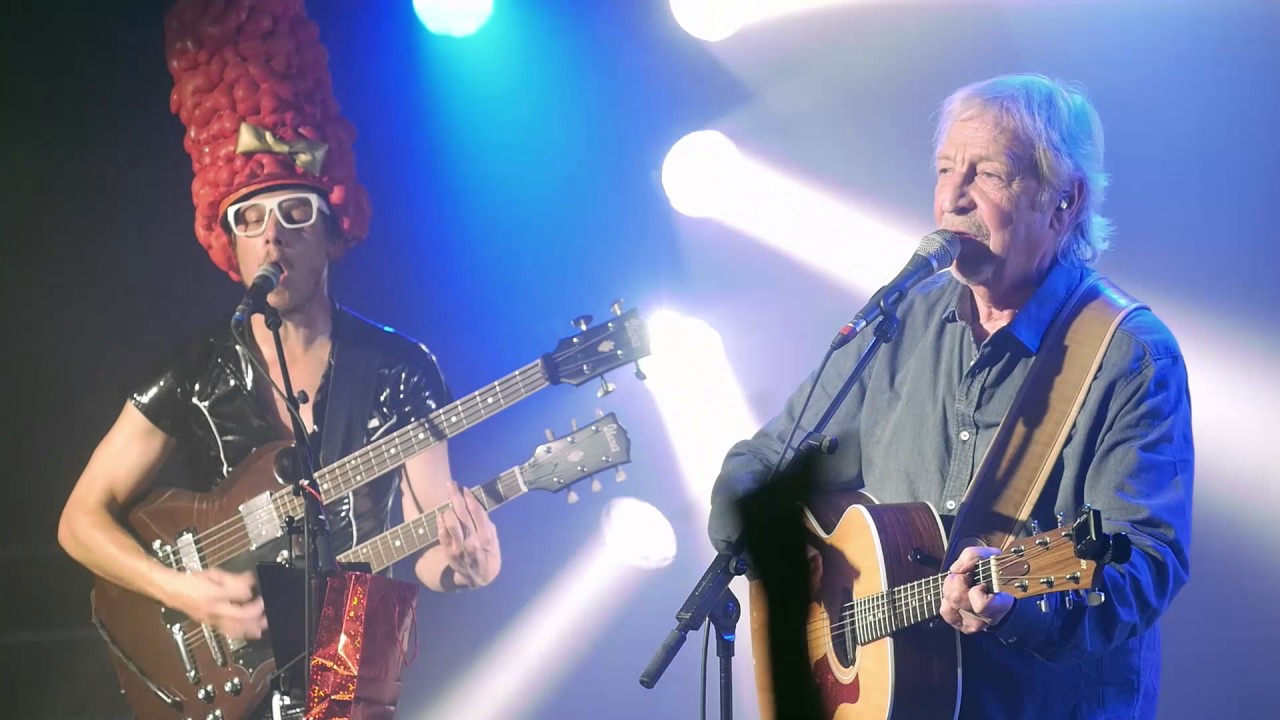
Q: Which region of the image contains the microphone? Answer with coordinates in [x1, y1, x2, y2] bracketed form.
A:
[831, 230, 961, 350]
[230, 262, 283, 329]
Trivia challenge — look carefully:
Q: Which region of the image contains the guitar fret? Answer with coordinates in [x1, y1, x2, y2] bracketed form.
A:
[374, 540, 383, 568]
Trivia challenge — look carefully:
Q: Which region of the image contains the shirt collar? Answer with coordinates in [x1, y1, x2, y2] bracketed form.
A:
[940, 261, 1089, 354]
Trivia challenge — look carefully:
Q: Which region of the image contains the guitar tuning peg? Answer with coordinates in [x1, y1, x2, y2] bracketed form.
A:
[1055, 511, 1066, 529]
[1064, 591, 1074, 610]
[567, 489, 580, 505]
[597, 376, 616, 398]
[591, 477, 602, 493]
[632, 360, 647, 382]
[594, 408, 605, 419]
[1036, 598, 1050, 614]
[572, 315, 593, 332]
[614, 467, 627, 483]
[1085, 590, 1106, 607]
[544, 428, 555, 442]
[610, 299, 624, 317]
[1028, 519, 1040, 535]
[571, 417, 579, 432]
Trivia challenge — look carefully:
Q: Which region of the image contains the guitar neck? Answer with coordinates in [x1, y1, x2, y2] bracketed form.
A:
[851, 563, 1001, 644]
[274, 360, 549, 519]
[339, 466, 528, 573]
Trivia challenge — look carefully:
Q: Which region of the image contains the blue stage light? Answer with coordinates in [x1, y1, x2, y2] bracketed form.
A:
[413, 0, 494, 38]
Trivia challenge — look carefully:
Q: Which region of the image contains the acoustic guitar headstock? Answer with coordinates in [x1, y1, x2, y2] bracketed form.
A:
[989, 505, 1132, 603]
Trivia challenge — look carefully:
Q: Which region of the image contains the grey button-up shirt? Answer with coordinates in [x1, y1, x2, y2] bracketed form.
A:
[708, 261, 1193, 719]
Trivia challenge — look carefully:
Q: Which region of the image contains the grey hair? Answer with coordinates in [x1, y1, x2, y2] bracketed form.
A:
[933, 73, 1113, 266]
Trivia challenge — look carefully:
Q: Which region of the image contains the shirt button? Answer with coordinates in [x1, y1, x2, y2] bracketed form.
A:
[959, 430, 972, 441]
[945, 500, 957, 510]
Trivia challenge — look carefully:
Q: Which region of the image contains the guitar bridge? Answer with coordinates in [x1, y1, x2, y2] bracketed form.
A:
[170, 622, 200, 685]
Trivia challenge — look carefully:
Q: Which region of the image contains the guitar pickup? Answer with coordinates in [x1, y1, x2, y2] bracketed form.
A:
[239, 492, 284, 550]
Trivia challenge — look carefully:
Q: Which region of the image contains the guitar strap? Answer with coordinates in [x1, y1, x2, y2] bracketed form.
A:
[319, 306, 384, 468]
[945, 274, 1145, 562]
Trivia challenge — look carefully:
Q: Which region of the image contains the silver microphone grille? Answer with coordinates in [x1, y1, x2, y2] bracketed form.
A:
[917, 230, 962, 271]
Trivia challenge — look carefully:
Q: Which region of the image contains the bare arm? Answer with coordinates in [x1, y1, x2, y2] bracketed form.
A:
[57, 402, 266, 640]
[400, 441, 501, 591]
[58, 402, 182, 599]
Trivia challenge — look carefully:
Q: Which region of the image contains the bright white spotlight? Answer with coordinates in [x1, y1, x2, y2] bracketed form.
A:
[643, 309, 760, 513]
[671, 0, 864, 42]
[670, 0, 743, 42]
[641, 308, 766, 713]
[601, 497, 678, 569]
[662, 130, 742, 219]
[663, 129, 923, 296]
[413, 0, 493, 38]
[419, 538, 661, 719]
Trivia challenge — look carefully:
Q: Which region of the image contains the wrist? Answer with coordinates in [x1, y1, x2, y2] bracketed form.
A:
[986, 597, 1017, 632]
[151, 563, 186, 607]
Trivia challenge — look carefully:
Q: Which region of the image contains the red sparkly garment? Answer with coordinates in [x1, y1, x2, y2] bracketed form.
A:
[306, 571, 419, 720]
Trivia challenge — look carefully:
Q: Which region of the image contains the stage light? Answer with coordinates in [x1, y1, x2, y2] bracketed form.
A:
[601, 497, 678, 570]
[670, 0, 863, 42]
[669, 0, 742, 42]
[413, 0, 493, 38]
[661, 130, 742, 219]
[662, 129, 922, 296]
[418, 525, 665, 719]
[643, 309, 760, 514]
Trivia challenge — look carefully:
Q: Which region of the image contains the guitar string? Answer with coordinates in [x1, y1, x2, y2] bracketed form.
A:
[805, 547, 1080, 644]
[817, 551, 1064, 640]
[804, 574, 951, 646]
[184, 363, 541, 557]
[179, 473, 526, 646]
[805, 569, 975, 646]
[185, 327, 629, 563]
[180, 364, 546, 562]
[811, 547, 1075, 643]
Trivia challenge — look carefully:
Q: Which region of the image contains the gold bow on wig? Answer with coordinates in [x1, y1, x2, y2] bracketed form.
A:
[234, 122, 329, 176]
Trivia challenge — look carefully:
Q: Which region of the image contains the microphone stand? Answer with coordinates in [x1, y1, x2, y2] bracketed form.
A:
[263, 305, 339, 703]
[639, 310, 904, 720]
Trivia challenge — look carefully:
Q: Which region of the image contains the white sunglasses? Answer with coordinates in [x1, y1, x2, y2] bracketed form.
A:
[226, 192, 331, 238]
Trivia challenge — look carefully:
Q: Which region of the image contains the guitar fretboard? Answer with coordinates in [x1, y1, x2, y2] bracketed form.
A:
[845, 565, 996, 644]
[272, 361, 548, 522]
[340, 467, 526, 572]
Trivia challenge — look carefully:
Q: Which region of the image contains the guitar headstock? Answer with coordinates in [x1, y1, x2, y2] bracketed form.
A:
[991, 505, 1132, 602]
[544, 302, 650, 391]
[521, 412, 633, 503]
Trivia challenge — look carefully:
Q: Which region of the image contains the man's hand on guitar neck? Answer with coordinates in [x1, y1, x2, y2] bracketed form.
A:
[940, 546, 1014, 634]
[161, 567, 268, 641]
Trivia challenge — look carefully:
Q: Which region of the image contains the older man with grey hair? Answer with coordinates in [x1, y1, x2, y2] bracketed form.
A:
[708, 73, 1193, 719]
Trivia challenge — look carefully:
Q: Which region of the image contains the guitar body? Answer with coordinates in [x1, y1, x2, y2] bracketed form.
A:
[91, 440, 297, 720]
[751, 491, 960, 720]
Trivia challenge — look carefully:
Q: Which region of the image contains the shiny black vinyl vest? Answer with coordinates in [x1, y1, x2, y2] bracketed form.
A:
[130, 302, 452, 563]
